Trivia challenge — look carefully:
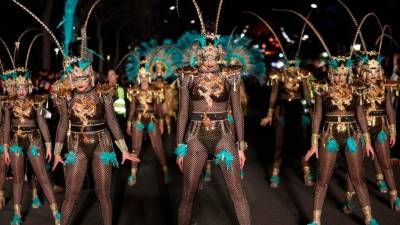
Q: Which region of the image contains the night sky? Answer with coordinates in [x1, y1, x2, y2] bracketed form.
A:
[0, 0, 399, 73]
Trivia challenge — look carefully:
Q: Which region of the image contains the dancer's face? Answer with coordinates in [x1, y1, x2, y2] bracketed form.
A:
[199, 44, 220, 70]
[70, 66, 92, 92]
[366, 68, 380, 84]
[140, 77, 149, 90]
[333, 74, 347, 86]
[6, 85, 15, 96]
[16, 85, 28, 98]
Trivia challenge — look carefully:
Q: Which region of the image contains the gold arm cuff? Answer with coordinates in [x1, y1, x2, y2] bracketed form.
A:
[237, 141, 248, 151]
[389, 124, 396, 136]
[313, 210, 321, 221]
[362, 206, 372, 220]
[2, 144, 9, 151]
[127, 120, 132, 128]
[115, 139, 128, 152]
[14, 204, 22, 213]
[311, 134, 320, 147]
[363, 133, 371, 145]
[54, 143, 63, 156]
[45, 142, 52, 150]
[0, 190, 4, 198]
[267, 108, 274, 117]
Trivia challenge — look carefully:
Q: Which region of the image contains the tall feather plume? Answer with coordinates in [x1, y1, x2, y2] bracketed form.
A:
[80, 0, 101, 58]
[376, 34, 400, 53]
[272, 9, 331, 57]
[62, 0, 79, 56]
[243, 11, 288, 61]
[350, 12, 383, 57]
[191, 0, 206, 34]
[227, 26, 238, 49]
[25, 34, 44, 69]
[13, 28, 39, 63]
[215, 0, 224, 34]
[376, 25, 395, 54]
[296, 10, 312, 57]
[11, 0, 64, 58]
[0, 38, 15, 69]
[336, 0, 367, 50]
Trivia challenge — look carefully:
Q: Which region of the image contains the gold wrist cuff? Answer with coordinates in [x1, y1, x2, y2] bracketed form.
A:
[362, 206, 372, 220]
[45, 142, 52, 150]
[115, 139, 128, 152]
[313, 210, 321, 221]
[0, 190, 4, 198]
[237, 141, 248, 151]
[389, 124, 396, 136]
[311, 134, 319, 147]
[54, 143, 63, 156]
[267, 108, 274, 117]
[127, 120, 132, 128]
[363, 133, 371, 145]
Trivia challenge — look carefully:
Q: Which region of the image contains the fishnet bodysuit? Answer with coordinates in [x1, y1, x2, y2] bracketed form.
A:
[54, 87, 123, 225]
[176, 66, 250, 225]
[127, 86, 167, 176]
[2, 96, 56, 209]
[346, 87, 398, 199]
[311, 86, 373, 217]
[0, 106, 6, 209]
[268, 75, 312, 175]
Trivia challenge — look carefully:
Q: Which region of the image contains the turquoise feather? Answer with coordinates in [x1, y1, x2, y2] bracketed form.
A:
[0, 145, 4, 154]
[147, 122, 156, 133]
[55, 212, 62, 222]
[30, 146, 39, 157]
[175, 144, 188, 157]
[31, 197, 42, 208]
[227, 114, 234, 124]
[78, 59, 92, 70]
[128, 175, 136, 183]
[307, 222, 318, 225]
[10, 214, 22, 225]
[10, 145, 23, 156]
[100, 151, 119, 168]
[61, 0, 79, 56]
[64, 151, 77, 165]
[377, 130, 388, 143]
[301, 115, 311, 127]
[214, 149, 235, 171]
[326, 139, 339, 152]
[270, 175, 280, 184]
[136, 121, 145, 131]
[346, 137, 358, 153]
[369, 219, 379, 225]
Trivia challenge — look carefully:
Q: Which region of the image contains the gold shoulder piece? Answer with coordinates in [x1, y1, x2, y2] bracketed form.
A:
[32, 95, 48, 105]
[96, 83, 115, 95]
[50, 80, 72, 99]
[221, 65, 242, 77]
[126, 86, 139, 102]
[176, 66, 199, 77]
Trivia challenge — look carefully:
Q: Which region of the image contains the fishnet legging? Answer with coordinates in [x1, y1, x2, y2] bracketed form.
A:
[314, 135, 371, 212]
[9, 134, 56, 207]
[179, 132, 250, 225]
[130, 121, 167, 172]
[61, 132, 113, 225]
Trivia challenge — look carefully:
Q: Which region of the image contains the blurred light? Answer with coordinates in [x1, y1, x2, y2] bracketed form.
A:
[280, 27, 294, 43]
[190, 19, 196, 24]
[243, 29, 247, 33]
[261, 43, 267, 49]
[164, 19, 168, 23]
[269, 37, 274, 42]
[240, 33, 245, 38]
[275, 43, 280, 48]
[321, 52, 329, 58]
[302, 34, 309, 41]
[253, 44, 259, 49]
[106, 55, 111, 61]
[311, 3, 318, 9]
[278, 53, 284, 58]
[169, 6, 176, 11]
[245, 25, 250, 29]
[54, 48, 59, 55]
[353, 44, 361, 51]
[271, 61, 285, 69]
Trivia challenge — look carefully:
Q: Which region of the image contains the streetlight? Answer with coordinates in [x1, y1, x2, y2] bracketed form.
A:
[311, 3, 318, 9]
[190, 19, 196, 24]
[352, 44, 361, 51]
[169, 6, 175, 11]
[321, 52, 329, 58]
[54, 48, 60, 56]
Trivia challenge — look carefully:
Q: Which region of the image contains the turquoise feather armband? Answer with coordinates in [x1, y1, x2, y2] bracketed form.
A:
[175, 144, 188, 157]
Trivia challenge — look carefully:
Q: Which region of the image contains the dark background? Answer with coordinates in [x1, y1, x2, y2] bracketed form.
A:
[1, 0, 399, 75]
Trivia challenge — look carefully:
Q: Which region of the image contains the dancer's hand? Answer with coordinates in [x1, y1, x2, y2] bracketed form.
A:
[176, 157, 184, 173]
[4, 150, 10, 165]
[390, 134, 396, 148]
[365, 143, 375, 159]
[305, 145, 318, 161]
[260, 116, 272, 126]
[127, 126, 132, 136]
[238, 151, 246, 169]
[52, 155, 64, 171]
[122, 151, 140, 164]
[46, 147, 52, 163]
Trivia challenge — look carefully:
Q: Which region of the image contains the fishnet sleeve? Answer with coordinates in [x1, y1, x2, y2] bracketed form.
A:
[268, 81, 279, 110]
[176, 75, 190, 145]
[103, 93, 123, 140]
[36, 104, 51, 143]
[55, 97, 69, 144]
[355, 95, 369, 133]
[311, 94, 323, 135]
[2, 106, 10, 145]
[230, 78, 245, 143]
[385, 90, 395, 125]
